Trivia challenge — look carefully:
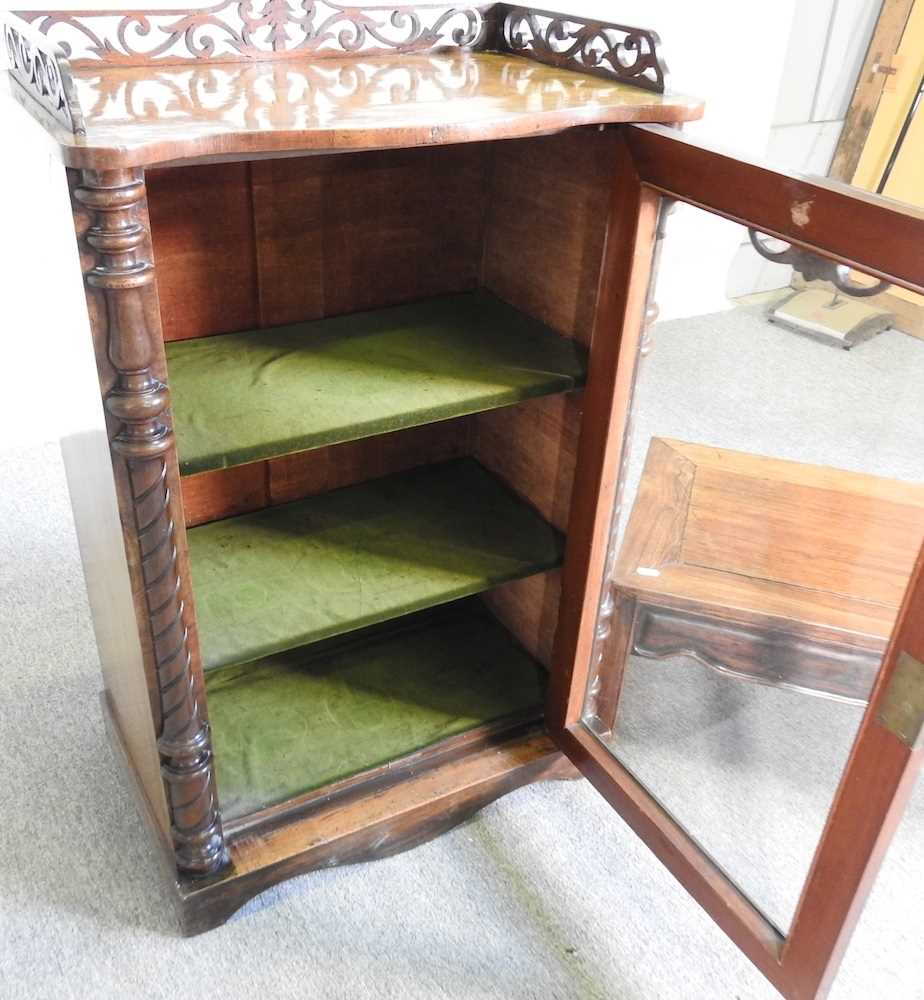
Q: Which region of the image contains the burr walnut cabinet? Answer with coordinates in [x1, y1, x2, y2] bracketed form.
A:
[6, 5, 924, 998]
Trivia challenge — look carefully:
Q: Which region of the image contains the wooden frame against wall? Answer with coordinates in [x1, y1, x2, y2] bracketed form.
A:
[829, 0, 917, 183]
[549, 123, 924, 1000]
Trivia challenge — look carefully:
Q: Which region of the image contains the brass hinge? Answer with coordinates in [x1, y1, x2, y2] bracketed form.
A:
[877, 652, 924, 751]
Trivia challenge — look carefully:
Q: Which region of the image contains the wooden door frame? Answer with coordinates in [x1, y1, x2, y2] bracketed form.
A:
[551, 122, 924, 1000]
[830, 0, 917, 183]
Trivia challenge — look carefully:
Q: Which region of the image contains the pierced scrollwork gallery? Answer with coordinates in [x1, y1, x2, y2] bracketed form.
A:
[16, 1, 489, 66]
[501, 6, 667, 93]
[4, 20, 86, 133]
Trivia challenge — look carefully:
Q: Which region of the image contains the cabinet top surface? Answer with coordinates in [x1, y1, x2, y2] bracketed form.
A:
[16, 50, 702, 168]
[5, 4, 703, 169]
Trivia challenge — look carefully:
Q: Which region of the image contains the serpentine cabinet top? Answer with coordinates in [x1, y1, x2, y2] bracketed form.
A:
[3, 2, 703, 168]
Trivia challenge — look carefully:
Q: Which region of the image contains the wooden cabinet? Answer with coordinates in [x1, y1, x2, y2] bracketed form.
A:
[6, 6, 924, 998]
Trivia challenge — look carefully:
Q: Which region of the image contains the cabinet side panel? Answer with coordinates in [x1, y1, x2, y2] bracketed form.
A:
[59, 169, 171, 836]
[70, 168, 227, 874]
[475, 392, 581, 666]
[62, 431, 170, 836]
[482, 128, 618, 345]
[478, 128, 617, 663]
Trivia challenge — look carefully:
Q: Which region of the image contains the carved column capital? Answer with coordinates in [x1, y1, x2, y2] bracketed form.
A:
[75, 169, 228, 878]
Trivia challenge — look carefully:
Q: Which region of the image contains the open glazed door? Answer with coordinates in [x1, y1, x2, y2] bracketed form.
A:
[550, 124, 924, 1000]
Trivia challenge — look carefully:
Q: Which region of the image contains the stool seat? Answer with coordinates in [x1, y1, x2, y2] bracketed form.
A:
[611, 438, 924, 705]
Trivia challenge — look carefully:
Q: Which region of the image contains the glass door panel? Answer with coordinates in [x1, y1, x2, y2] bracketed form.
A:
[580, 202, 924, 933]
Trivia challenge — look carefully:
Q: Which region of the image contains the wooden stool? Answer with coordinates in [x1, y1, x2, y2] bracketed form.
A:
[596, 438, 924, 728]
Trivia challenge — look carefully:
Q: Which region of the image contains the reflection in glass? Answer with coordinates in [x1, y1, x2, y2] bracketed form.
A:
[583, 204, 924, 933]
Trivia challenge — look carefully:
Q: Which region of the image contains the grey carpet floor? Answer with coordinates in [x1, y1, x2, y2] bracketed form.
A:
[2, 309, 923, 999]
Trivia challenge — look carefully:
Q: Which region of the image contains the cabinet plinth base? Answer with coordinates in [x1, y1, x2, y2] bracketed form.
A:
[102, 691, 576, 936]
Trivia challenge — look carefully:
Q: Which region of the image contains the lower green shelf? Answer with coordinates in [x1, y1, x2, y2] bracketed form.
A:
[207, 601, 546, 823]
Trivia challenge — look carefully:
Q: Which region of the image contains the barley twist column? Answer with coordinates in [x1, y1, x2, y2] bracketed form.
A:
[74, 169, 228, 877]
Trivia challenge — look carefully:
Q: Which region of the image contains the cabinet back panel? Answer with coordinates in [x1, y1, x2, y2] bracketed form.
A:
[181, 417, 474, 528]
[148, 145, 490, 342]
[147, 163, 260, 343]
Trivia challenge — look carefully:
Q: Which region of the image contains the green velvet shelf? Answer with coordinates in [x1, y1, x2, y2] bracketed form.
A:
[189, 457, 564, 672]
[166, 290, 586, 476]
[206, 601, 546, 822]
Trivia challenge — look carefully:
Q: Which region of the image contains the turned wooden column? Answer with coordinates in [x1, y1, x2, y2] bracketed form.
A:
[74, 169, 228, 878]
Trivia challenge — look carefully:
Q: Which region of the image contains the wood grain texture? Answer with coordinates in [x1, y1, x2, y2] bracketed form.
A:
[483, 571, 561, 667]
[181, 418, 473, 527]
[150, 145, 489, 342]
[146, 162, 258, 342]
[253, 145, 489, 325]
[24, 50, 702, 170]
[546, 131, 659, 730]
[482, 128, 620, 345]
[177, 727, 574, 934]
[828, 0, 916, 183]
[180, 462, 270, 528]
[72, 167, 227, 876]
[615, 439, 924, 649]
[626, 123, 924, 296]
[472, 391, 582, 668]
[475, 128, 617, 672]
[268, 418, 474, 506]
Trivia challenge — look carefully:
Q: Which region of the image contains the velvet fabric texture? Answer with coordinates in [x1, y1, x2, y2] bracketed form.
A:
[189, 458, 564, 672]
[206, 601, 547, 821]
[166, 290, 586, 475]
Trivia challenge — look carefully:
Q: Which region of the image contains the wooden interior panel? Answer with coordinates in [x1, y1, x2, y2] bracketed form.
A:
[268, 417, 474, 505]
[147, 163, 258, 342]
[250, 156, 326, 325]
[182, 417, 474, 526]
[159, 134, 619, 668]
[151, 145, 490, 343]
[473, 392, 583, 667]
[481, 128, 618, 345]
[181, 462, 269, 528]
[311, 145, 489, 320]
[483, 572, 562, 668]
[472, 393, 581, 533]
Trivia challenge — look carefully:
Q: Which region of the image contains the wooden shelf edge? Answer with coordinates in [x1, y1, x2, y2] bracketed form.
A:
[103, 681, 578, 937]
[180, 725, 574, 934]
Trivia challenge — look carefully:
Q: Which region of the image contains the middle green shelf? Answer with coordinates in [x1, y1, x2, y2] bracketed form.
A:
[189, 458, 564, 672]
[166, 290, 587, 476]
